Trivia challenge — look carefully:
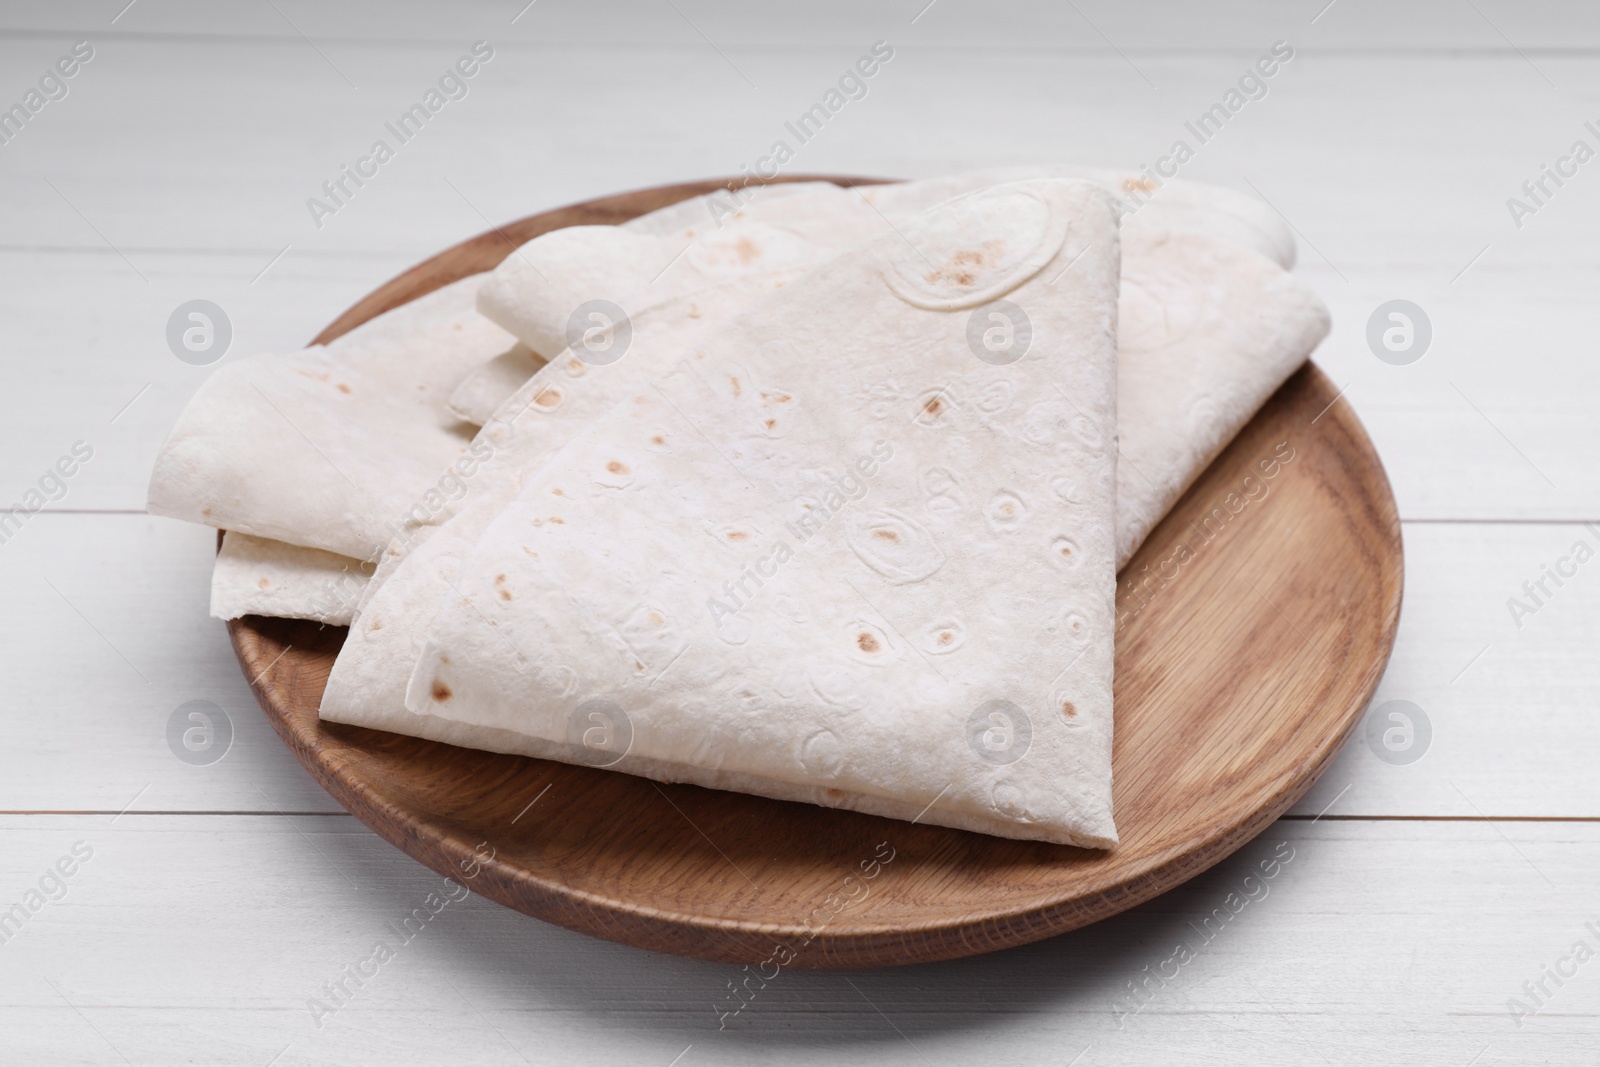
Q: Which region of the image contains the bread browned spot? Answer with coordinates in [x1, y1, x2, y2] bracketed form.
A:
[258, 577, 269, 589]
[1061, 699, 1077, 719]
[873, 529, 899, 542]
[857, 632, 880, 653]
[431, 680, 452, 702]
[923, 397, 942, 416]
[726, 530, 748, 542]
[730, 376, 742, 397]
[337, 383, 351, 394]
[606, 460, 629, 476]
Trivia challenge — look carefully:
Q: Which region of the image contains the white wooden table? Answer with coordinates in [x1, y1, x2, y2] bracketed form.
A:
[3, 1, 1598, 1062]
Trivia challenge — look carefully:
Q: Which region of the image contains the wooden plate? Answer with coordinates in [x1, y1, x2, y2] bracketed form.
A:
[229, 175, 1403, 968]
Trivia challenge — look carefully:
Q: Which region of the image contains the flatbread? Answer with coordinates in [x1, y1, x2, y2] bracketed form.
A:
[210, 531, 369, 625]
[446, 342, 545, 425]
[450, 175, 1327, 566]
[475, 161, 1295, 366]
[217, 205, 1327, 628]
[476, 196, 883, 359]
[850, 166, 1296, 269]
[188, 191, 843, 622]
[324, 269, 803, 730]
[1112, 229, 1327, 565]
[205, 335, 531, 628]
[635, 167, 1293, 269]
[148, 274, 513, 561]
[383, 179, 1124, 845]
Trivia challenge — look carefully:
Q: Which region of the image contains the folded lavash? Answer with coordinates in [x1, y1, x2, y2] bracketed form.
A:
[456, 172, 1327, 567]
[322, 187, 1328, 843]
[210, 531, 369, 626]
[331, 179, 1124, 846]
[196, 168, 1324, 633]
[325, 269, 804, 725]
[147, 275, 515, 563]
[158, 187, 808, 626]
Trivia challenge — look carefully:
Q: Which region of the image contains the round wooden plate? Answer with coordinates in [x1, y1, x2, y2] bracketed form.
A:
[229, 175, 1403, 968]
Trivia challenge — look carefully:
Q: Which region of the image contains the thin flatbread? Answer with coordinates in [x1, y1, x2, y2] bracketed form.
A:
[389, 179, 1123, 845]
[1112, 228, 1327, 565]
[148, 274, 513, 561]
[446, 341, 545, 425]
[477, 207, 879, 360]
[323, 270, 803, 729]
[210, 531, 369, 625]
[476, 164, 1293, 365]
[451, 176, 1327, 566]
[850, 166, 1296, 269]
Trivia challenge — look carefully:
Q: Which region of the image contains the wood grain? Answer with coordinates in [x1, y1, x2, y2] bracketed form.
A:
[228, 178, 1404, 968]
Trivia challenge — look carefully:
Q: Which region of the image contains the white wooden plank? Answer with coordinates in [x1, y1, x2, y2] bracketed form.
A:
[0, 250, 421, 519]
[1306, 266, 1600, 523]
[0, 514, 342, 814]
[5, 0, 1600, 51]
[1291, 519, 1600, 819]
[0, 814, 1593, 1064]
[0, 35, 1595, 270]
[2, 513, 1597, 819]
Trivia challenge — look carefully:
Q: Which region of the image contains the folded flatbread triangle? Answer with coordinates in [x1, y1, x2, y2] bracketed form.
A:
[321, 270, 804, 721]
[147, 274, 515, 562]
[322, 180, 1328, 833]
[453, 172, 1328, 568]
[176, 174, 774, 625]
[476, 210, 878, 362]
[393, 179, 1124, 846]
[180, 168, 1318, 628]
